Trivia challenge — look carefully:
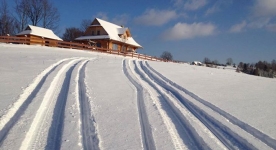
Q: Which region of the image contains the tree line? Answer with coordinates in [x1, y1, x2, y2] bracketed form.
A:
[203, 57, 235, 67]
[237, 60, 276, 78]
[62, 19, 91, 42]
[0, 0, 59, 36]
[0, 0, 90, 40]
[203, 56, 276, 78]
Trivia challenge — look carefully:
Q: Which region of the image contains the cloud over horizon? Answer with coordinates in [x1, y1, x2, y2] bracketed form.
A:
[162, 22, 216, 40]
[228, 0, 276, 33]
[229, 21, 247, 33]
[184, 0, 208, 11]
[93, 12, 109, 21]
[205, 0, 233, 16]
[252, 0, 276, 17]
[248, 0, 276, 32]
[134, 9, 177, 26]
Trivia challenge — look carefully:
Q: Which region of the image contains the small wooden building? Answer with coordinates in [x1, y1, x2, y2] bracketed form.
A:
[16, 25, 62, 46]
[75, 18, 142, 53]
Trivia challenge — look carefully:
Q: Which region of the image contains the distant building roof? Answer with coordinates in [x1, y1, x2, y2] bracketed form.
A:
[75, 18, 142, 48]
[192, 61, 203, 65]
[17, 25, 62, 41]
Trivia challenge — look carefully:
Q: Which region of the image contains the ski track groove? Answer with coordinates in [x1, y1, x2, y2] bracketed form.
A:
[122, 59, 156, 150]
[128, 61, 188, 150]
[45, 61, 80, 150]
[78, 60, 100, 150]
[19, 58, 83, 150]
[145, 61, 276, 149]
[141, 61, 259, 149]
[133, 60, 210, 150]
[0, 58, 72, 146]
[2, 55, 274, 150]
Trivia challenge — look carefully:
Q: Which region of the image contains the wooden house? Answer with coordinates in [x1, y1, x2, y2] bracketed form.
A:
[75, 18, 142, 53]
[16, 25, 62, 46]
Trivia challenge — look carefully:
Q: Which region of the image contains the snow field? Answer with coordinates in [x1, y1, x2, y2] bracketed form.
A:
[148, 61, 276, 140]
[134, 60, 229, 149]
[85, 57, 142, 149]
[61, 59, 93, 150]
[126, 60, 176, 149]
[1, 44, 276, 149]
[123, 60, 156, 150]
[143, 61, 274, 149]
[130, 60, 189, 150]
[140, 61, 228, 150]
[20, 58, 82, 150]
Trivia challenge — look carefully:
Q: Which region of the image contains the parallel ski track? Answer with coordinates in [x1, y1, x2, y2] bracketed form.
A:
[133, 60, 210, 150]
[123, 60, 156, 150]
[19, 58, 85, 150]
[145, 61, 276, 149]
[140, 61, 258, 150]
[45, 60, 80, 150]
[0, 58, 72, 146]
[78, 60, 100, 150]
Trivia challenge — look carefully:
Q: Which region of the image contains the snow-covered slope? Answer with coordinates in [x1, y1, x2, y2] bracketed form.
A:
[0, 44, 275, 149]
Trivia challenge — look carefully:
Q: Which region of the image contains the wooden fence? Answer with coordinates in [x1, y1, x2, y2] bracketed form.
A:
[0, 36, 177, 62]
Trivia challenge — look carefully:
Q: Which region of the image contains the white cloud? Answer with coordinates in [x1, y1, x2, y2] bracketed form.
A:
[134, 9, 177, 26]
[266, 23, 276, 32]
[94, 12, 109, 21]
[252, 0, 276, 17]
[230, 0, 276, 32]
[248, 18, 276, 32]
[205, 0, 232, 16]
[205, 5, 220, 16]
[247, 18, 271, 29]
[184, 0, 208, 11]
[173, 0, 184, 7]
[162, 22, 216, 40]
[92, 13, 129, 26]
[112, 14, 129, 26]
[229, 21, 247, 33]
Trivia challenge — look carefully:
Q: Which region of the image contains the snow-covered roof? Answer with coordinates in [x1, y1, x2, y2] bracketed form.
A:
[192, 61, 203, 65]
[17, 25, 62, 41]
[76, 18, 142, 48]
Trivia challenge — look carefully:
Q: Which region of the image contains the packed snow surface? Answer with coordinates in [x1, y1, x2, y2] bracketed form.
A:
[0, 44, 276, 150]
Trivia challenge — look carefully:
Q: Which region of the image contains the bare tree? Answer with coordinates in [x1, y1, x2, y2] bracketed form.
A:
[212, 60, 219, 65]
[14, 0, 28, 32]
[62, 27, 84, 41]
[14, 0, 59, 31]
[226, 58, 233, 65]
[272, 59, 276, 71]
[203, 57, 211, 64]
[0, 0, 17, 35]
[26, 0, 43, 26]
[160, 51, 173, 61]
[41, 0, 59, 30]
[80, 19, 91, 32]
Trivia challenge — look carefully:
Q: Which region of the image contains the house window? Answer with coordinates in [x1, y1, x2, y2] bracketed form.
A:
[92, 31, 94, 35]
[112, 43, 118, 50]
[97, 30, 100, 35]
[97, 42, 101, 47]
[122, 45, 126, 52]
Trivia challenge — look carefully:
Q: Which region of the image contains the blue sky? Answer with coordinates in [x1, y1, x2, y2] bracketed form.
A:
[8, 0, 276, 64]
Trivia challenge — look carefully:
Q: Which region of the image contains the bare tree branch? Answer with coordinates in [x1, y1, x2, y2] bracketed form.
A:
[14, 0, 59, 32]
[0, 0, 17, 35]
[14, 0, 29, 32]
[80, 19, 91, 32]
[41, 0, 59, 31]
